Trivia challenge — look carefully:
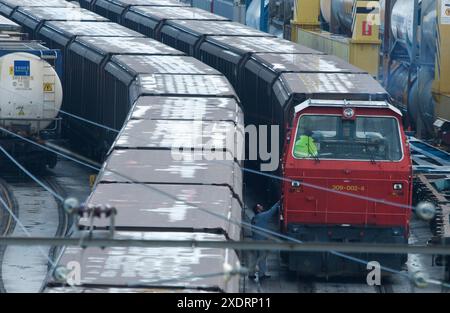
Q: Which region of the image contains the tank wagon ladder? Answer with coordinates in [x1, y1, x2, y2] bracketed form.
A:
[42, 61, 58, 133]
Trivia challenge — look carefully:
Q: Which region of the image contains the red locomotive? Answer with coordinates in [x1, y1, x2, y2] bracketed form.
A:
[282, 99, 413, 275]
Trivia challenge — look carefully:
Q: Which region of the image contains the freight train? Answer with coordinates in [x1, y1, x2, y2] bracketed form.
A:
[77, 0, 413, 276]
[0, 0, 413, 289]
[0, 0, 243, 292]
[0, 14, 63, 169]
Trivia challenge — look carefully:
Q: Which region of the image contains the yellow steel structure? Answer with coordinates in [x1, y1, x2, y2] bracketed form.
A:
[291, 0, 381, 76]
[433, 0, 450, 121]
[290, 0, 321, 41]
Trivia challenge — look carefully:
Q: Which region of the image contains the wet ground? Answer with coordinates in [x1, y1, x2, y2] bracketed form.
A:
[0, 158, 94, 293]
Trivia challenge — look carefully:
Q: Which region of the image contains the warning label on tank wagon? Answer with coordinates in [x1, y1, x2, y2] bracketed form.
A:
[442, 0, 450, 24]
[43, 83, 54, 92]
[13, 60, 30, 77]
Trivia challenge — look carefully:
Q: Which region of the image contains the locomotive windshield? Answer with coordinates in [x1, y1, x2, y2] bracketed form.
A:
[293, 115, 403, 161]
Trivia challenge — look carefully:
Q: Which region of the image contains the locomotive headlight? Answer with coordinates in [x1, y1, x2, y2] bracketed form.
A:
[343, 108, 355, 119]
[393, 183, 403, 190]
[291, 181, 301, 187]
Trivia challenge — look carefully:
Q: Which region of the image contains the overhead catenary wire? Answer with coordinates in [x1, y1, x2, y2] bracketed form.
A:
[0, 146, 64, 202]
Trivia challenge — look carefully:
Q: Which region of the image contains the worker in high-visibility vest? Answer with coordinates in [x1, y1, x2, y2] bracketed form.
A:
[294, 128, 318, 158]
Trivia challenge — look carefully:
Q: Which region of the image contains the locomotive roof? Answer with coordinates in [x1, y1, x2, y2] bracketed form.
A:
[294, 99, 403, 116]
[129, 5, 228, 21]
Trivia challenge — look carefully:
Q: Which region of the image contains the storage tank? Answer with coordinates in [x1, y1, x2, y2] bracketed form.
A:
[321, 0, 385, 33]
[391, 0, 436, 56]
[391, 0, 417, 49]
[320, 0, 354, 33]
[0, 52, 63, 135]
[389, 0, 437, 135]
[386, 62, 436, 135]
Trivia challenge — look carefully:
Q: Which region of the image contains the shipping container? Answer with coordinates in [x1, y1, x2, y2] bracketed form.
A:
[199, 35, 321, 89]
[10, 7, 107, 38]
[113, 119, 238, 158]
[0, 0, 76, 17]
[159, 20, 272, 56]
[103, 55, 222, 131]
[65, 36, 182, 157]
[128, 96, 243, 125]
[82, 184, 242, 241]
[78, 0, 96, 10]
[98, 149, 243, 202]
[130, 73, 238, 103]
[46, 231, 240, 292]
[93, 0, 188, 23]
[37, 21, 143, 51]
[122, 5, 228, 39]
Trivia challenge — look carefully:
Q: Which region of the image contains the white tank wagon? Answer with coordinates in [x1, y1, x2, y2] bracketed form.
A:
[0, 52, 63, 133]
[0, 41, 63, 169]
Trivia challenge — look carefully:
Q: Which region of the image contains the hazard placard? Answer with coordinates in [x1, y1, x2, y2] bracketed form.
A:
[362, 21, 372, 36]
[43, 83, 54, 92]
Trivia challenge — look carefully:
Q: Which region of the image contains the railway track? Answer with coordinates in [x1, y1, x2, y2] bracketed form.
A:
[0, 178, 18, 293]
[240, 214, 448, 293]
[0, 173, 68, 293]
[0, 178, 17, 237]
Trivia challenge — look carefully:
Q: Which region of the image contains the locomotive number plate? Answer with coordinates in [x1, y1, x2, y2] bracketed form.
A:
[331, 185, 365, 192]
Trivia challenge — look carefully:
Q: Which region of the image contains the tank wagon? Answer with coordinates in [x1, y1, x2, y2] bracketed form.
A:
[1, 1, 243, 292]
[82, 0, 414, 276]
[0, 15, 63, 169]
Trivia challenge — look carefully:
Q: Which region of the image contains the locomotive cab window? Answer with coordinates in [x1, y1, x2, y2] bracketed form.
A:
[293, 115, 403, 161]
